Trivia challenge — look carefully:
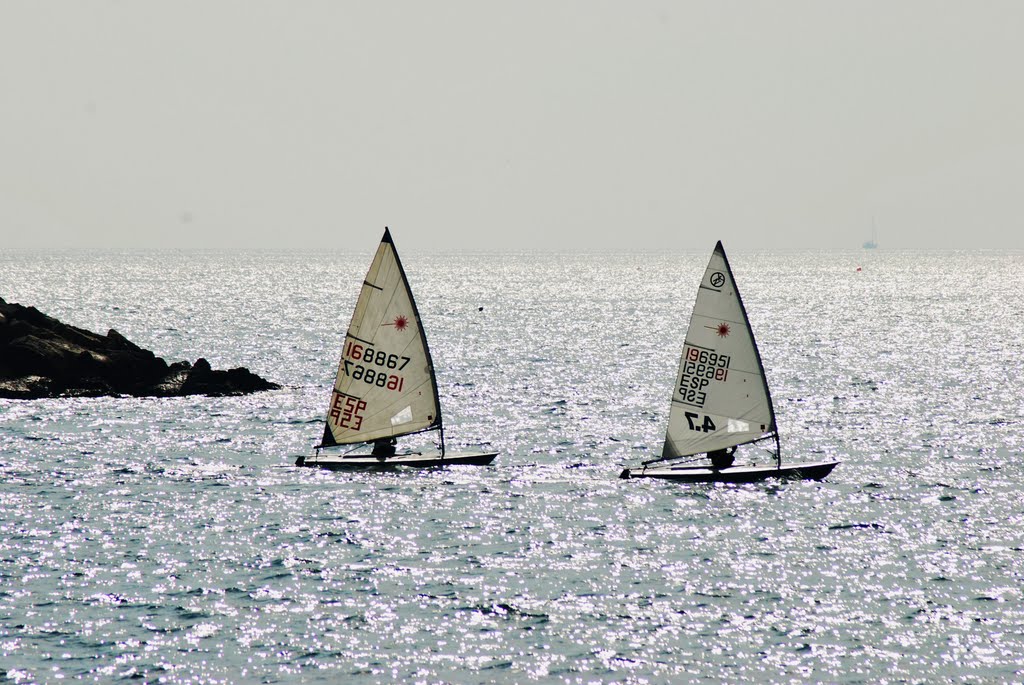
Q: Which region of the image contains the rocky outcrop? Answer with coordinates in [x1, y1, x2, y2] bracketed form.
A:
[0, 297, 279, 399]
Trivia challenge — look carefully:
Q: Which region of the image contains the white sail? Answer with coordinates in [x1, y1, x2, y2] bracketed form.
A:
[320, 228, 441, 447]
[662, 241, 776, 459]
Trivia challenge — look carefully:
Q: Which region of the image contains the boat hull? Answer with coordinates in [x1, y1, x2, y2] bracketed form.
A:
[619, 460, 839, 483]
[295, 451, 498, 471]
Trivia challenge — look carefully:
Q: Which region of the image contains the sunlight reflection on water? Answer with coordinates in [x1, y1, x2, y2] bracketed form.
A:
[2, 248, 1024, 682]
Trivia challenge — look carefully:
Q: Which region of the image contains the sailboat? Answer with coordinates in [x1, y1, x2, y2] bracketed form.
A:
[619, 241, 839, 483]
[295, 228, 498, 470]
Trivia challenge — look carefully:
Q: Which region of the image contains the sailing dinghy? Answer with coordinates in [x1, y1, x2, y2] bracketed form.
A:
[619, 241, 838, 483]
[296, 228, 497, 470]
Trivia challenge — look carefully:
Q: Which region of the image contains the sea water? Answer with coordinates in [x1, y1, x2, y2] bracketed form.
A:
[1, 248, 1022, 684]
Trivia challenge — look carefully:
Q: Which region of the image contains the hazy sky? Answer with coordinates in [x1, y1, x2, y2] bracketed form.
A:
[2, 2, 1022, 251]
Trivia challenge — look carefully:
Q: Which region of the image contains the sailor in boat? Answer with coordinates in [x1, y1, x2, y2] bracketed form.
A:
[708, 446, 736, 470]
[371, 437, 397, 460]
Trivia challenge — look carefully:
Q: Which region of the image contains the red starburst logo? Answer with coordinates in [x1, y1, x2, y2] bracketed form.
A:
[716, 322, 731, 337]
[393, 315, 409, 331]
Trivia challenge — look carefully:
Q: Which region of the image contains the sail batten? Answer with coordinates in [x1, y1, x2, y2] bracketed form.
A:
[662, 242, 776, 460]
[321, 228, 442, 447]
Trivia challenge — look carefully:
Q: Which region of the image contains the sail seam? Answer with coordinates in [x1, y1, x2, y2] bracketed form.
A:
[336, 390, 363, 400]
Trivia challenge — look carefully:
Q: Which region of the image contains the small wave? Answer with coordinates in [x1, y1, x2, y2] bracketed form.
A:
[829, 522, 886, 531]
[458, 602, 549, 621]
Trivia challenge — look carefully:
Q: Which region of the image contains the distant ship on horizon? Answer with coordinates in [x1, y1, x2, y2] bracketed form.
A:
[863, 217, 879, 249]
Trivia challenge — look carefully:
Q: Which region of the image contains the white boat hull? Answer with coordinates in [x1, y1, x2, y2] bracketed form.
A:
[619, 460, 839, 483]
[295, 451, 498, 471]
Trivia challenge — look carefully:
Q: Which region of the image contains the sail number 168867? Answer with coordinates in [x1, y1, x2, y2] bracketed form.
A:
[343, 341, 409, 392]
[345, 342, 410, 370]
[342, 360, 405, 391]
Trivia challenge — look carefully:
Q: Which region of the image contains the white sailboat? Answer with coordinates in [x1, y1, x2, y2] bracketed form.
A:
[620, 241, 839, 483]
[296, 228, 497, 470]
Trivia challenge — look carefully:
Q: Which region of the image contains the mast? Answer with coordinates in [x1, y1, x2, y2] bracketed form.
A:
[382, 227, 444, 441]
[717, 241, 778, 440]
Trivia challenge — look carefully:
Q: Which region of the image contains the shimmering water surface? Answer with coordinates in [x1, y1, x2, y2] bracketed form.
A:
[1, 248, 1022, 683]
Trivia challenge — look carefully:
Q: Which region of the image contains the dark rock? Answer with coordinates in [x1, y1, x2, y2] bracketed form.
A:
[179, 358, 274, 396]
[0, 297, 279, 399]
